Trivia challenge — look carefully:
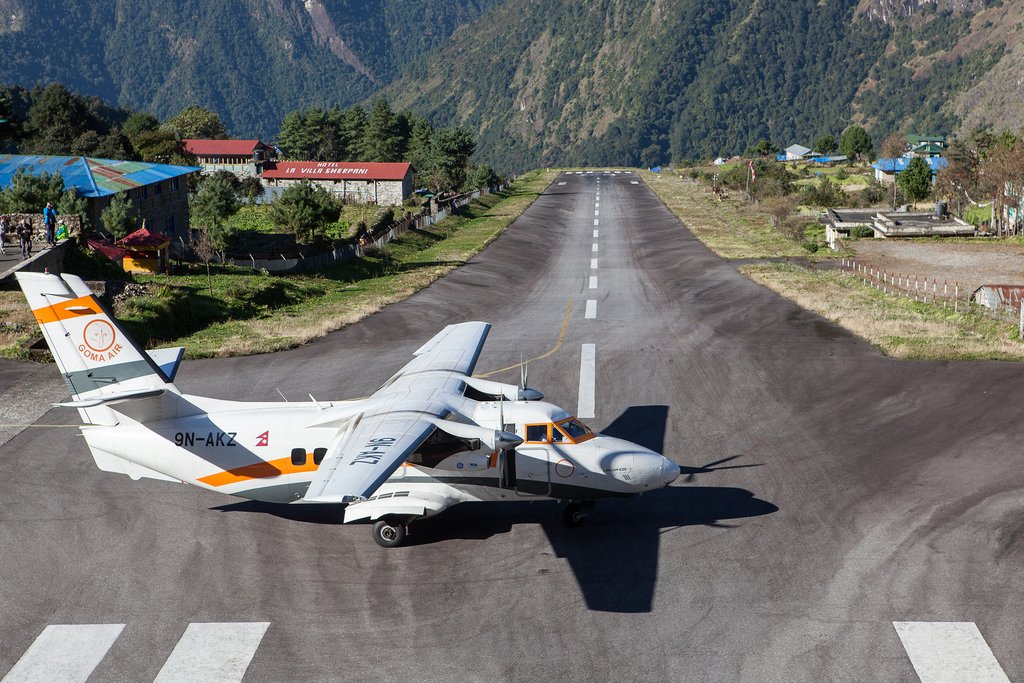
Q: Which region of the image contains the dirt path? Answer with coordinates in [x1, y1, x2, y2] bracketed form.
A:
[853, 240, 1024, 294]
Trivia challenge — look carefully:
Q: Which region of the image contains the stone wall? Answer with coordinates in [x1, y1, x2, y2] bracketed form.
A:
[1, 213, 82, 241]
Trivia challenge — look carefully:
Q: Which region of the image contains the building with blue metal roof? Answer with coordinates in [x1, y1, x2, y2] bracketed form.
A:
[872, 156, 948, 184]
[0, 155, 200, 244]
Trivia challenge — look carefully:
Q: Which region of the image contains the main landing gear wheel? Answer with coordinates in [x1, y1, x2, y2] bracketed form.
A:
[563, 502, 587, 528]
[373, 519, 407, 548]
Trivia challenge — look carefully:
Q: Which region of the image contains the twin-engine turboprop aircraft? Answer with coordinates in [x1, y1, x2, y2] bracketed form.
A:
[17, 272, 680, 547]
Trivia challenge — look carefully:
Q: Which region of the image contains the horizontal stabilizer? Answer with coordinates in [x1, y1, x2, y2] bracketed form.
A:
[146, 347, 185, 381]
[55, 388, 165, 408]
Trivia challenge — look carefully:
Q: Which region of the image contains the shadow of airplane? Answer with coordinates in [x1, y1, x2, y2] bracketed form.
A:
[212, 404, 778, 613]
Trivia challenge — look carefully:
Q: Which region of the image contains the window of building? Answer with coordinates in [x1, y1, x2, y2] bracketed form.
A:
[291, 448, 306, 466]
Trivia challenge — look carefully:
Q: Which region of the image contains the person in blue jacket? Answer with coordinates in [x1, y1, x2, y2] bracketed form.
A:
[42, 202, 57, 247]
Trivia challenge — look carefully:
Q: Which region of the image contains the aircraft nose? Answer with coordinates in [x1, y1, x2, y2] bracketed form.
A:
[633, 451, 680, 490]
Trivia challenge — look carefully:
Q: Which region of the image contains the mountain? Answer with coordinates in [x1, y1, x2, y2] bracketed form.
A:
[0, 0, 502, 139]
[0, 0, 1020, 170]
[383, 0, 1024, 169]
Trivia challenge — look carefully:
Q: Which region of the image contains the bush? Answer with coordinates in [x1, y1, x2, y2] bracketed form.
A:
[835, 167, 850, 181]
[850, 225, 874, 238]
[801, 242, 819, 253]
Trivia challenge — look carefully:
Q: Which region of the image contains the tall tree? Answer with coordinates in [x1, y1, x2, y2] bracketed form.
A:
[814, 134, 837, 155]
[339, 106, 368, 160]
[407, 116, 434, 177]
[166, 106, 227, 139]
[0, 170, 64, 213]
[840, 125, 873, 161]
[363, 99, 402, 162]
[425, 128, 476, 192]
[880, 133, 905, 159]
[190, 173, 241, 256]
[897, 157, 932, 207]
[101, 193, 136, 239]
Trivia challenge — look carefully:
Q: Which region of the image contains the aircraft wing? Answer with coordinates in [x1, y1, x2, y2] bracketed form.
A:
[302, 322, 491, 503]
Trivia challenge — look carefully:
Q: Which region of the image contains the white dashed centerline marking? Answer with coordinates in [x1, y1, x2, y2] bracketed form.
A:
[590, 258, 598, 270]
[558, 181, 566, 185]
[893, 622, 1010, 683]
[577, 344, 596, 419]
[593, 229, 599, 237]
[592, 243, 599, 252]
[588, 275, 598, 289]
[630, 180, 639, 184]
[585, 299, 596, 319]
[595, 202, 599, 208]
[154, 622, 270, 683]
[593, 219, 599, 226]
[594, 210, 599, 216]
[2, 624, 125, 683]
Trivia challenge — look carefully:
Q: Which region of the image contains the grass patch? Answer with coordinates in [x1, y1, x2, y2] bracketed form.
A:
[642, 170, 807, 259]
[742, 262, 1024, 361]
[145, 170, 554, 357]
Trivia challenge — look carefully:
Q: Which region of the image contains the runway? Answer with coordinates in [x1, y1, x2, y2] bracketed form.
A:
[2, 171, 1023, 681]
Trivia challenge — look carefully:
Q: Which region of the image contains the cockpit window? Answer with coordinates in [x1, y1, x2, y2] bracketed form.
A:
[526, 424, 548, 443]
[551, 425, 566, 442]
[558, 418, 594, 442]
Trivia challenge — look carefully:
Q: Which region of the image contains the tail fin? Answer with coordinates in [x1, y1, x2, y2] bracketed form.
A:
[16, 272, 179, 423]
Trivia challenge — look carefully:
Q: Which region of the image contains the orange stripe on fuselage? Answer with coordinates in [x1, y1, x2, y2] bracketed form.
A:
[32, 295, 100, 325]
[198, 455, 319, 487]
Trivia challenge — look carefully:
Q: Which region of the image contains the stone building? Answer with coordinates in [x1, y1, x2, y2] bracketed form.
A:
[261, 161, 413, 205]
[0, 155, 200, 243]
[183, 139, 276, 178]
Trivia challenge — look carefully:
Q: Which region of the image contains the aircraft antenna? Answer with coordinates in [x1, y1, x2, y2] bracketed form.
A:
[276, 388, 289, 402]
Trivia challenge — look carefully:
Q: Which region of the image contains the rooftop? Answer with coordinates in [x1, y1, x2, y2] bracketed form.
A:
[872, 157, 949, 173]
[183, 139, 269, 157]
[117, 226, 171, 248]
[0, 155, 199, 198]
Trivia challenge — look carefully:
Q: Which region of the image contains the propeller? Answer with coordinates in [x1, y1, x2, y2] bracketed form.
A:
[679, 455, 761, 483]
[517, 353, 544, 401]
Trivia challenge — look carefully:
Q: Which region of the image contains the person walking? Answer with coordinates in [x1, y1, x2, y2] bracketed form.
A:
[18, 218, 32, 259]
[0, 215, 8, 255]
[43, 202, 57, 247]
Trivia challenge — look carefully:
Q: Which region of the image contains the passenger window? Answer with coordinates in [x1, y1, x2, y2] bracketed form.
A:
[291, 448, 306, 466]
[526, 425, 548, 442]
[312, 447, 328, 465]
[551, 426, 566, 443]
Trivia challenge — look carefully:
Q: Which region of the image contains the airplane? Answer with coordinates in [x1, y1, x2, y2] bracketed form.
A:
[16, 272, 680, 547]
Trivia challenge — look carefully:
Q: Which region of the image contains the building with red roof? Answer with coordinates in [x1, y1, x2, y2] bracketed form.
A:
[116, 226, 172, 273]
[183, 139, 276, 178]
[261, 161, 413, 206]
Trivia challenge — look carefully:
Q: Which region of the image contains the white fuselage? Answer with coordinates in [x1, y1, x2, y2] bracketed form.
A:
[82, 396, 678, 515]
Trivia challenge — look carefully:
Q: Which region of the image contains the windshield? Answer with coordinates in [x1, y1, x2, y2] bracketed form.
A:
[557, 418, 594, 442]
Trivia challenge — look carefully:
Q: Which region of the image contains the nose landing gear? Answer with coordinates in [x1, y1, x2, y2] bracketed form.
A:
[562, 500, 595, 528]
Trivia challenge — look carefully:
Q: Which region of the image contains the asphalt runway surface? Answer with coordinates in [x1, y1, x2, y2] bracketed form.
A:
[2, 171, 1024, 681]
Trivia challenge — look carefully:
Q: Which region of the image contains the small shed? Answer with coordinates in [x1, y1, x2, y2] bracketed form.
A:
[784, 144, 812, 161]
[972, 285, 1024, 311]
[118, 226, 171, 273]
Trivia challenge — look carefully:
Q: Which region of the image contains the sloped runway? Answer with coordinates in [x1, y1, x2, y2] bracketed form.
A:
[1, 172, 1023, 681]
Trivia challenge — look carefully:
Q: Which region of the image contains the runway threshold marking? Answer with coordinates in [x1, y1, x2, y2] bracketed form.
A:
[585, 300, 596, 319]
[154, 622, 270, 683]
[2, 623, 125, 683]
[475, 301, 573, 379]
[589, 276, 598, 289]
[893, 622, 1009, 683]
[578, 344, 596, 418]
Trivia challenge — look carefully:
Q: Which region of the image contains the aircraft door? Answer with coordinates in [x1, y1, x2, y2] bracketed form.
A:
[514, 445, 551, 496]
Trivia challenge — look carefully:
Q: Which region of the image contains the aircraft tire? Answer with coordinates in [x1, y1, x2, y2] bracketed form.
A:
[372, 519, 407, 548]
[563, 502, 586, 528]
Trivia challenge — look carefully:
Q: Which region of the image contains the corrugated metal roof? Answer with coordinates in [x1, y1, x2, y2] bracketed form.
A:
[0, 155, 199, 198]
[261, 161, 411, 181]
[183, 139, 266, 156]
[872, 157, 949, 173]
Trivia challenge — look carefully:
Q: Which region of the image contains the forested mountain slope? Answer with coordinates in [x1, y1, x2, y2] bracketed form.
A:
[0, 0, 502, 138]
[0, 0, 1020, 170]
[384, 0, 1024, 169]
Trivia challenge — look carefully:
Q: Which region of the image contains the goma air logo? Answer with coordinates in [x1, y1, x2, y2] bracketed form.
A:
[79, 320, 122, 362]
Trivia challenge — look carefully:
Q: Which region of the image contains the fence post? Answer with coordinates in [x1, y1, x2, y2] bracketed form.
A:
[955, 282, 959, 312]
